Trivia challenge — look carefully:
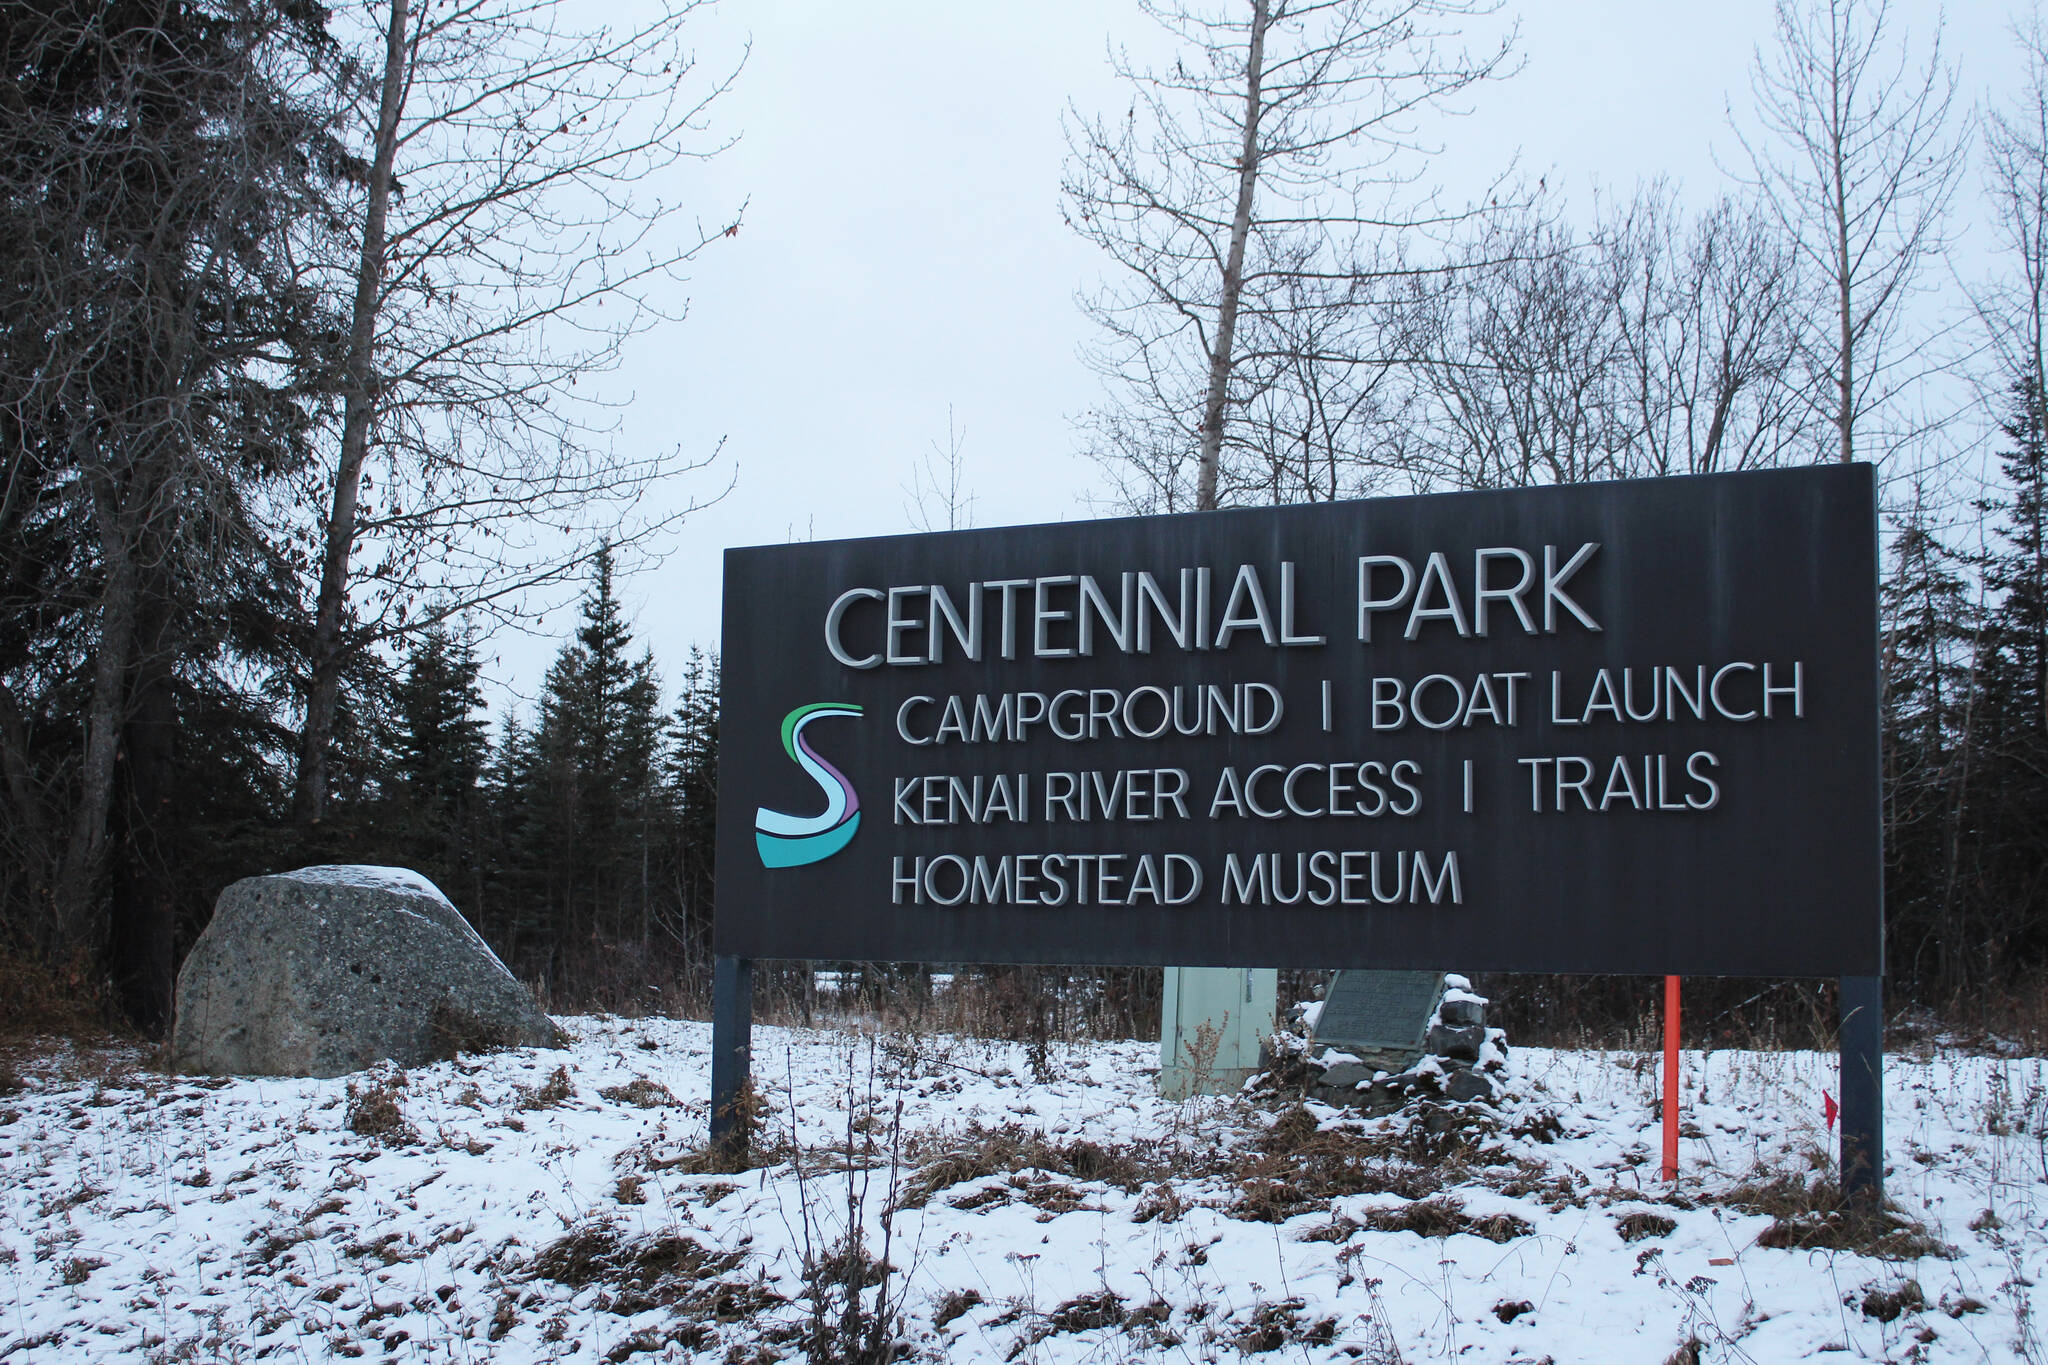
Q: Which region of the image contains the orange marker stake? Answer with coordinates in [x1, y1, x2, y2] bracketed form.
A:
[1662, 974, 1681, 1182]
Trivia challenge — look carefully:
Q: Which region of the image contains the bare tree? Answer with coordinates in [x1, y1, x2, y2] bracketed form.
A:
[1734, 0, 1964, 468]
[293, 0, 744, 826]
[1981, 11, 2048, 420]
[1396, 201, 1635, 489]
[1610, 187, 1816, 477]
[1394, 185, 1815, 491]
[904, 407, 976, 532]
[1063, 0, 1514, 513]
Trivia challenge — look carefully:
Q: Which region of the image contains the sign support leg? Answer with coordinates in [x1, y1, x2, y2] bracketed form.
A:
[710, 954, 754, 1166]
[1839, 975, 1883, 1201]
[1662, 975, 1680, 1182]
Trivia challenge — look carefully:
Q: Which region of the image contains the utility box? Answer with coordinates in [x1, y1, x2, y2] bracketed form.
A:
[1159, 966, 1277, 1099]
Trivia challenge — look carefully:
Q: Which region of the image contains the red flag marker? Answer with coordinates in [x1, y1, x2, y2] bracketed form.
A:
[1823, 1091, 1839, 1132]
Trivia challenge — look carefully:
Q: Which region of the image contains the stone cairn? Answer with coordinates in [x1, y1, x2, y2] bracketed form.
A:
[1301, 975, 1508, 1114]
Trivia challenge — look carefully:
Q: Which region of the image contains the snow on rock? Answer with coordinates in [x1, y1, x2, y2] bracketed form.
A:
[0, 1019, 2040, 1362]
[283, 864, 451, 898]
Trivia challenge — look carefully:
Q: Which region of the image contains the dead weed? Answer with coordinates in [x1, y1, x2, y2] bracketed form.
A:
[1720, 1173, 1950, 1260]
[345, 1075, 418, 1147]
[517, 1065, 576, 1112]
[528, 1220, 773, 1321]
[598, 1077, 676, 1109]
[897, 1122, 1162, 1210]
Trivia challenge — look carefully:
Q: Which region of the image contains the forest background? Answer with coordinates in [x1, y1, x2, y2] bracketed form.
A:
[2, 0, 2043, 1050]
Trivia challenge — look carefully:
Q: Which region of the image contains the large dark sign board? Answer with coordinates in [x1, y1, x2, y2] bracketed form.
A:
[716, 465, 1880, 977]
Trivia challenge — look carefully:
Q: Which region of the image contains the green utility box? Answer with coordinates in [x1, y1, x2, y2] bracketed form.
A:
[1159, 966, 1277, 1099]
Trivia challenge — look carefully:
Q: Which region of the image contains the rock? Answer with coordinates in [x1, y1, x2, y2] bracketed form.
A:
[1444, 1068, 1498, 1104]
[172, 866, 561, 1078]
[1317, 1062, 1373, 1091]
[1437, 996, 1486, 1027]
[1425, 1022, 1485, 1062]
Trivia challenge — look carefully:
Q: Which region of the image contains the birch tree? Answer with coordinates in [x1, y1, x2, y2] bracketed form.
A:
[1735, 0, 1963, 468]
[1981, 14, 2048, 439]
[1063, 0, 1512, 512]
[293, 0, 743, 827]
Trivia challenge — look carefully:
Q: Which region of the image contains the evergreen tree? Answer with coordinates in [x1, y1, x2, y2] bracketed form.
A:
[664, 648, 719, 972]
[386, 623, 490, 908]
[1879, 490, 1980, 997]
[508, 546, 666, 995]
[1968, 378, 2048, 983]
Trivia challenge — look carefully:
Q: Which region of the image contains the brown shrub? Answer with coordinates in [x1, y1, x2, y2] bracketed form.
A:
[932, 1288, 983, 1330]
[1230, 1298, 1336, 1353]
[1722, 1173, 1950, 1261]
[1860, 1279, 1926, 1323]
[517, 1065, 575, 1111]
[598, 1078, 676, 1109]
[529, 1221, 762, 1320]
[425, 1001, 518, 1061]
[897, 1122, 1162, 1210]
[345, 1077, 418, 1147]
[1615, 1210, 1679, 1242]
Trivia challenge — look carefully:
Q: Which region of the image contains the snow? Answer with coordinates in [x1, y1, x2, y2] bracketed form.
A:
[0, 1021, 2042, 1362]
[272, 864, 503, 960]
[281, 865, 451, 900]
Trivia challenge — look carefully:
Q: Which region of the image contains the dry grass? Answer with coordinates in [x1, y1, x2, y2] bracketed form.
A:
[895, 1122, 1164, 1210]
[423, 1000, 522, 1061]
[0, 950, 120, 1039]
[931, 1288, 982, 1330]
[1859, 1279, 1926, 1322]
[1359, 1195, 1530, 1243]
[1719, 1172, 1951, 1260]
[516, 1065, 575, 1111]
[597, 1078, 675, 1109]
[1615, 1210, 1679, 1242]
[1224, 1103, 1513, 1223]
[344, 1075, 418, 1147]
[528, 1219, 779, 1326]
[1229, 1298, 1337, 1353]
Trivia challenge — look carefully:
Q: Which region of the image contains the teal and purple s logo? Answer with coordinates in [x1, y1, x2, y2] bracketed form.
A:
[754, 703, 862, 868]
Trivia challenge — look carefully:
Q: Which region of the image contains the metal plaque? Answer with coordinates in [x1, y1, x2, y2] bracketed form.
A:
[1311, 971, 1444, 1060]
[716, 465, 1882, 977]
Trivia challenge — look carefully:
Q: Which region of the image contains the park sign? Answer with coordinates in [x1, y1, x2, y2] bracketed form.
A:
[715, 464, 1881, 978]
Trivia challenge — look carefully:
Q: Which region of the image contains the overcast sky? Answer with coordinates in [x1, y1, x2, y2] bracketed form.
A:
[480, 0, 2025, 707]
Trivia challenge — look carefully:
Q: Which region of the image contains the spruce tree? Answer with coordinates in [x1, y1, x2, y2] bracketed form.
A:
[664, 648, 720, 971]
[1970, 378, 2048, 983]
[1879, 491, 1979, 997]
[514, 546, 666, 996]
[388, 623, 490, 907]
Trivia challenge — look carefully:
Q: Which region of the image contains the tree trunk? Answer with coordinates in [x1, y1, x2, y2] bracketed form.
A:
[1194, 0, 1270, 513]
[53, 474, 139, 955]
[1833, 111, 1854, 466]
[109, 583, 179, 1034]
[296, 0, 410, 826]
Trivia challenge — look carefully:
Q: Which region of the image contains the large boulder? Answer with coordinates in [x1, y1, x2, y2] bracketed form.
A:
[172, 865, 561, 1077]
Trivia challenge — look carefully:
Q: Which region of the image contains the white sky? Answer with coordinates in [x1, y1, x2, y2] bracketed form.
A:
[478, 0, 2025, 708]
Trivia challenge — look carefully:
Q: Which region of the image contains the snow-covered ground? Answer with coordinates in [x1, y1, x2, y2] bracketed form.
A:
[1, 1018, 2042, 1362]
